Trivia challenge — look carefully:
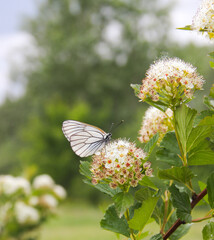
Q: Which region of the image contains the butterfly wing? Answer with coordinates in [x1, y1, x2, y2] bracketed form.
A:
[62, 120, 107, 157]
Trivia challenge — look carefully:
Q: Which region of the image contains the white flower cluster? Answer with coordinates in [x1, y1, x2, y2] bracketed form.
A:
[0, 175, 30, 195]
[139, 107, 174, 143]
[91, 139, 152, 189]
[15, 202, 40, 225]
[0, 174, 66, 238]
[192, 0, 214, 39]
[138, 57, 204, 107]
[29, 174, 67, 209]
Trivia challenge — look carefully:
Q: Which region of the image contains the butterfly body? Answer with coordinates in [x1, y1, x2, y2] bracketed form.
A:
[62, 120, 111, 157]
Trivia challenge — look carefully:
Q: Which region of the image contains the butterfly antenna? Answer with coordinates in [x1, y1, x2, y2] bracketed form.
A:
[109, 120, 124, 133]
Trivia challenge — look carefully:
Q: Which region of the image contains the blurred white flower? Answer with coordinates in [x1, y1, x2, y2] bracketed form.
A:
[0, 173, 66, 239]
[0, 175, 30, 195]
[53, 185, 67, 200]
[192, 0, 214, 39]
[40, 194, 58, 209]
[15, 201, 40, 225]
[28, 196, 39, 206]
[33, 174, 55, 190]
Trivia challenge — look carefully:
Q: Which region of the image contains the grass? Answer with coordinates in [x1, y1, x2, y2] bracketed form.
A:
[39, 201, 210, 240]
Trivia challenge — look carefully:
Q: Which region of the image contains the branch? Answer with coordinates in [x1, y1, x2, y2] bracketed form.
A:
[162, 188, 207, 240]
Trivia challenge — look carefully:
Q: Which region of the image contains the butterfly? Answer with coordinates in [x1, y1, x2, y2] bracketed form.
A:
[62, 120, 112, 157]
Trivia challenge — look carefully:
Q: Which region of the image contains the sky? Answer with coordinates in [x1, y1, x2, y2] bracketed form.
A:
[0, 0, 210, 104]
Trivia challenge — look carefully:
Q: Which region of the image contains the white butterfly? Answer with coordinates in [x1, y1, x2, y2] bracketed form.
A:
[62, 120, 112, 157]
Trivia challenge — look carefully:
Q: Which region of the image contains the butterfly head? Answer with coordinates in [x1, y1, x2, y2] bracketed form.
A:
[105, 133, 112, 143]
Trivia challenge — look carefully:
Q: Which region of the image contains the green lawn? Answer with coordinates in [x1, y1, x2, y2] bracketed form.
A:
[40, 202, 209, 240]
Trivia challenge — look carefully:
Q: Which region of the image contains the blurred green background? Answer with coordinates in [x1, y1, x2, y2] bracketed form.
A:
[0, 0, 214, 239]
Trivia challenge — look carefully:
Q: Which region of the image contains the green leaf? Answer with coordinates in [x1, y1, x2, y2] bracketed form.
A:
[156, 132, 183, 167]
[177, 25, 192, 30]
[210, 84, 214, 98]
[207, 172, 214, 209]
[144, 98, 168, 112]
[204, 96, 214, 111]
[128, 197, 159, 231]
[188, 140, 214, 165]
[187, 115, 214, 165]
[139, 176, 158, 190]
[138, 231, 150, 240]
[208, 52, 214, 59]
[135, 188, 156, 202]
[158, 167, 194, 184]
[79, 160, 92, 178]
[186, 125, 212, 153]
[202, 222, 214, 240]
[144, 133, 159, 156]
[83, 179, 120, 197]
[169, 184, 192, 223]
[198, 115, 214, 126]
[174, 104, 197, 156]
[210, 61, 214, 69]
[100, 205, 130, 237]
[150, 233, 163, 240]
[136, 231, 150, 240]
[113, 192, 134, 218]
[194, 110, 214, 126]
[130, 84, 141, 97]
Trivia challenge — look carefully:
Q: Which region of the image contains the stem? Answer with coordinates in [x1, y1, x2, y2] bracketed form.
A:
[160, 190, 169, 235]
[192, 215, 212, 223]
[163, 188, 208, 240]
[166, 208, 175, 222]
[171, 109, 184, 163]
[125, 209, 136, 240]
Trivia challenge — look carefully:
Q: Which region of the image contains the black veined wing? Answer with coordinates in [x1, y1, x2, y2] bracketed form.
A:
[62, 120, 112, 157]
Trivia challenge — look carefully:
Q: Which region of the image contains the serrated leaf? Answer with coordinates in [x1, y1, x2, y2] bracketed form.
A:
[207, 172, 214, 209]
[128, 197, 159, 231]
[188, 140, 214, 165]
[130, 83, 141, 97]
[144, 133, 159, 156]
[186, 125, 212, 153]
[169, 184, 192, 223]
[156, 132, 183, 167]
[139, 176, 158, 190]
[79, 160, 91, 178]
[100, 205, 130, 237]
[202, 222, 214, 240]
[135, 188, 156, 202]
[113, 192, 134, 218]
[194, 110, 214, 126]
[198, 115, 214, 126]
[174, 104, 197, 156]
[150, 233, 163, 240]
[186, 115, 214, 165]
[158, 167, 194, 184]
[83, 179, 120, 197]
